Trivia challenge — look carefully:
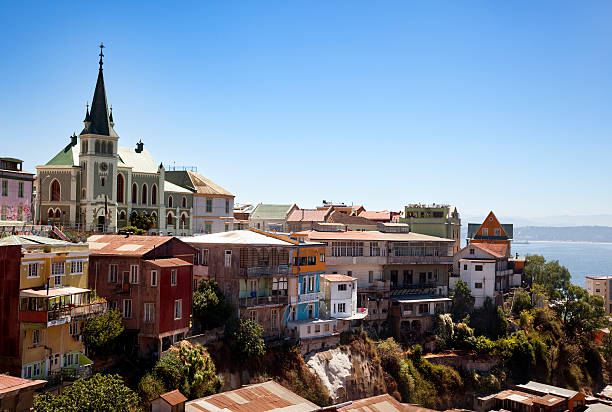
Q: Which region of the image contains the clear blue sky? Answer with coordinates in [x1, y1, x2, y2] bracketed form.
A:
[2, 1, 611, 219]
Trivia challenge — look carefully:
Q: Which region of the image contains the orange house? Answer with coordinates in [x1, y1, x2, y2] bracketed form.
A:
[467, 211, 513, 247]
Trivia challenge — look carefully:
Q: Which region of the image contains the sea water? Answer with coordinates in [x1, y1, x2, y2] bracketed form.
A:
[511, 241, 612, 287]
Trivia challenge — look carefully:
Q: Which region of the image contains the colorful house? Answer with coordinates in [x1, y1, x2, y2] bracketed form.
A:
[467, 211, 513, 246]
[249, 204, 297, 232]
[0, 158, 34, 223]
[399, 204, 461, 253]
[0, 235, 105, 380]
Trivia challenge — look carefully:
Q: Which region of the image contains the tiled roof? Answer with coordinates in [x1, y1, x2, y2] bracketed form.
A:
[186, 380, 318, 412]
[302, 230, 454, 242]
[117, 147, 158, 173]
[326, 211, 377, 226]
[470, 243, 509, 258]
[323, 274, 357, 282]
[182, 229, 297, 246]
[0, 374, 46, 395]
[251, 204, 295, 220]
[287, 209, 329, 223]
[160, 390, 187, 406]
[87, 235, 173, 256]
[147, 258, 192, 268]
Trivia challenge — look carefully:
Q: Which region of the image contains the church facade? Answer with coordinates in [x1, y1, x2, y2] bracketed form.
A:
[36, 47, 233, 235]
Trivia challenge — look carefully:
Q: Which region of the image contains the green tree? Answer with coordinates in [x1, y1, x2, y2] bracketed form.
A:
[512, 288, 532, 315]
[232, 319, 266, 363]
[193, 280, 233, 331]
[33, 373, 140, 412]
[130, 211, 156, 231]
[82, 309, 124, 356]
[451, 279, 474, 322]
[470, 298, 507, 339]
[117, 226, 146, 235]
[433, 314, 454, 349]
[525, 255, 571, 300]
[554, 284, 608, 335]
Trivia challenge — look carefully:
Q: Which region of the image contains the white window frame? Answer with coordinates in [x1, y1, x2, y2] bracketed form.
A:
[144, 303, 155, 323]
[69, 321, 79, 336]
[224, 250, 232, 267]
[70, 260, 84, 275]
[151, 270, 158, 287]
[308, 276, 315, 292]
[32, 362, 42, 377]
[171, 269, 177, 286]
[32, 329, 41, 345]
[27, 263, 40, 278]
[130, 265, 139, 284]
[53, 275, 62, 287]
[51, 261, 65, 276]
[174, 299, 182, 320]
[338, 303, 346, 313]
[123, 299, 132, 318]
[200, 249, 209, 266]
[338, 283, 347, 291]
[109, 264, 118, 283]
[482, 228, 488, 236]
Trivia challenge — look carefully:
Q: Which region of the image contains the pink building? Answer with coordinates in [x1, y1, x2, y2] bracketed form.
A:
[0, 158, 34, 222]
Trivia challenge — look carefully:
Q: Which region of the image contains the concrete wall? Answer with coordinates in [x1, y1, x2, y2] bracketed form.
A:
[460, 260, 496, 308]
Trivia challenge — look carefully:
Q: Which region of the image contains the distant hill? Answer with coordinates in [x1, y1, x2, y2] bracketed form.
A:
[514, 226, 612, 243]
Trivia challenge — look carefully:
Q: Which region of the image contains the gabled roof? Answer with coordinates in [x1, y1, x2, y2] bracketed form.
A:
[469, 242, 509, 258]
[186, 380, 318, 412]
[45, 143, 79, 166]
[159, 390, 187, 406]
[323, 274, 357, 282]
[182, 229, 298, 246]
[168, 170, 233, 197]
[0, 374, 46, 396]
[117, 147, 158, 173]
[251, 204, 296, 220]
[87, 234, 174, 256]
[165, 180, 193, 194]
[287, 209, 329, 223]
[516, 381, 579, 399]
[0, 235, 73, 246]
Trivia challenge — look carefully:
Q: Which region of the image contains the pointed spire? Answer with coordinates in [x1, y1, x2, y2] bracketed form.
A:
[81, 44, 117, 137]
[83, 103, 91, 123]
[109, 106, 114, 126]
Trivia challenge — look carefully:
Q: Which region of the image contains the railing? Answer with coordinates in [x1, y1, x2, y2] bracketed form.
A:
[71, 302, 107, 319]
[298, 292, 323, 303]
[239, 295, 289, 308]
[246, 266, 290, 277]
[390, 283, 437, 291]
[387, 255, 453, 264]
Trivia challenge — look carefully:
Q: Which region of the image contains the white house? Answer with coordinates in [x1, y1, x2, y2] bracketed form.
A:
[320, 274, 366, 320]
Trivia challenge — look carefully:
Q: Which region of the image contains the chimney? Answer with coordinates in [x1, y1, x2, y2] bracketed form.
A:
[135, 140, 144, 153]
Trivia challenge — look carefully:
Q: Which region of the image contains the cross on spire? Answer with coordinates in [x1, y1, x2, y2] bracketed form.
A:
[99, 43, 105, 67]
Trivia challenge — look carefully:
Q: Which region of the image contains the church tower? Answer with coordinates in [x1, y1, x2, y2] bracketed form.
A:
[79, 44, 119, 230]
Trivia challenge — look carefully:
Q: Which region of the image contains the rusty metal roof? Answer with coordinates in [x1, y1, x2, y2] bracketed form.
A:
[160, 390, 188, 406]
[87, 234, 174, 256]
[0, 374, 46, 395]
[147, 257, 192, 267]
[336, 394, 434, 412]
[186, 381, 318, 412]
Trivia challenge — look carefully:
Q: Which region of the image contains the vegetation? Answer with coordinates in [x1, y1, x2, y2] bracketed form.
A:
[82, 309, 124, 356]
[138, 341, 221, 405]
[231, 319, 266, 363]
[450, 279, 474, 322]
[34, 373, 140, 412]
[192, 280, 233, 331]
[117, 225, 147, 235]
[129, 211, 156, 231]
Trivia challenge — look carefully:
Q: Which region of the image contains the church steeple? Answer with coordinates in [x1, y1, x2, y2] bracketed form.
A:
[80, 43, 117, 137]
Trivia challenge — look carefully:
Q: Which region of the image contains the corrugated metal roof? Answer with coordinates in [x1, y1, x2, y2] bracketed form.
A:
[117, 147, 158, 173]
[0, 374, 46, 395]
[187, 171, 233, 196]
[287, 209, 329, 223]
[251, 204, 295, 220]
[323, 274, 357, 282]
[516, 381, 579, 398]
[87, 234, 174, 256]
[302, 230, 454, 242]
[186, 381, 318, 412]
[0, 235, 72, 246]
[336, 394, 433, 412]
[148, 257, 192, 267]
[20, 286, 91, 298]
[182, 230, 296, 246]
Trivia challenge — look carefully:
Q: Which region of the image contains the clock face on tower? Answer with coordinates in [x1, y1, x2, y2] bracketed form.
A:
[99, 162, 108, 172]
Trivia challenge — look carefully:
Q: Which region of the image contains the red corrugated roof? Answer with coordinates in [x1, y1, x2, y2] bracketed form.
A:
[287, 209, 329, 223]
[471, 243, 509, 258]
[147, 258, 192, 267]
[336, 394, 435, 412]
[0, 375, 46, 395]
[87, 235, 174, 256]
[359, 211, 392, 221]
[160, 389, 188, 406]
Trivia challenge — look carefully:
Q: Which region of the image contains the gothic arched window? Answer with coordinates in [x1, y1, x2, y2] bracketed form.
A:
[132, 183, 138, 204]
[168, 196, 173, 208]
[117, 174, 124, 203]
[151, 185, 157, 205]
[182, 196, 187, 208]
[142, 184, 148, 205]
[167, 213, 173, 225]
[50, 180, 60, 201]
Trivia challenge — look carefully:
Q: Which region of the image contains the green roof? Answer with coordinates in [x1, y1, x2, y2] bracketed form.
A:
[46, 144, 79, 166]
[251, 204, 294, 220]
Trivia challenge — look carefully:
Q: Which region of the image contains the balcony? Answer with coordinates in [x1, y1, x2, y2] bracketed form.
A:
[21, 301, 107, 327]
[387, 255, 453, 265]
[246, 265, 290, 277]
[326, 256, 388, 266]
[298, 292, 323, 303]
[239, 295, 289, 308]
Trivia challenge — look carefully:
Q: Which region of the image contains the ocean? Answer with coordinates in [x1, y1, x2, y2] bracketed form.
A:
[511, 241, 612, 287]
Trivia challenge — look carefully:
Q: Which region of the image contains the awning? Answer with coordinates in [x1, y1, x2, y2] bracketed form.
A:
[20, 286, 91, 298]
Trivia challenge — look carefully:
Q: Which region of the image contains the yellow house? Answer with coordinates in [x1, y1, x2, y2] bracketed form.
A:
[0, 235, 106, 380]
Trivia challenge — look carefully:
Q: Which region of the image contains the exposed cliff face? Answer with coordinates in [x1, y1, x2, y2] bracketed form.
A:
[306, 339, 388, 403]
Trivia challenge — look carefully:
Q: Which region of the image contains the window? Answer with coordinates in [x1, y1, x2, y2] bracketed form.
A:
[469, 248, 475, 255]
[494, 228, 501, 236]
[182, 196, 187, 208]
[50, 179, 61, 201]
[1, 205, 6, 220]
[482, 228, 488, 236]
[109, 265, 118, 283]
[110, 300, 118, 310]
[70, 261, 83, 275]
[201, 249, 209, 266]
[119, 211, 126, 220]
[171, 269, 177, 286]
[338, 284, 347, 291]
[52, 262, 65, 275]
[250, 310, 257, 323]
[368, 270, 374, 283]
[168, 195, 173, 208]
[419, 303, 429, 314]
[225, 199, 230, 214]
[225, 223, 230, 232]
[117, 174, 124, 203]
[123, 299, 132, 318]
[32, 329, 40, 345]
[64, 353, 75, 367]
[69, 321, 79, 336]
[130, 265, 139, 284]
[320, 254, 325, 262]
[53, 274, 62, 286]
[475, 282, 483, 289]
[206, 198, 212, 212]
[142, 184, 148, 204]
[152, 185, 157, 204]
[224, 250, 232, 267]
[307, 304, 314, 318]
[463, 264, 467, 271]
[308, 276, 315, 292]
[167, 213, 173, 225]
[28, 263, 39, 278]
[101, 177, 105, 187]
[18, 182, 24, 198]
[338, 303, 346, 313]
[475, 265, 483, 272]
[272, 276, 288, 295]
[151, 270, 158, 286]
[24, 365, 32, 379]
[315, 324, 321, 333]
[205, 222, 212, 234]
[181, 213, 186, 226]
[306, 326, 311, 334]
[174, 300, 182, 320]
[308, 256, 316, 265]
[250, 279, 258, 297]
[403, 270, 413, 285]
[144, 303, 155, 323]
[33, 362, 42, 377]
[131, 183, 138, 204]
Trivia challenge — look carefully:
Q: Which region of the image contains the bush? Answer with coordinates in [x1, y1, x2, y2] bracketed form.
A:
[118, 226, 146, 235]
[82, 309, 124, 356]
[476, 336, 495, 355]
[192, 280, 233, 331]
[231, 319, 266, 363]
[512, 288, 532, 315]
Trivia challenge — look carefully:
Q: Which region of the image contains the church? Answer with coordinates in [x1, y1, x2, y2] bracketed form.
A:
[36, 46, 234, 235]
